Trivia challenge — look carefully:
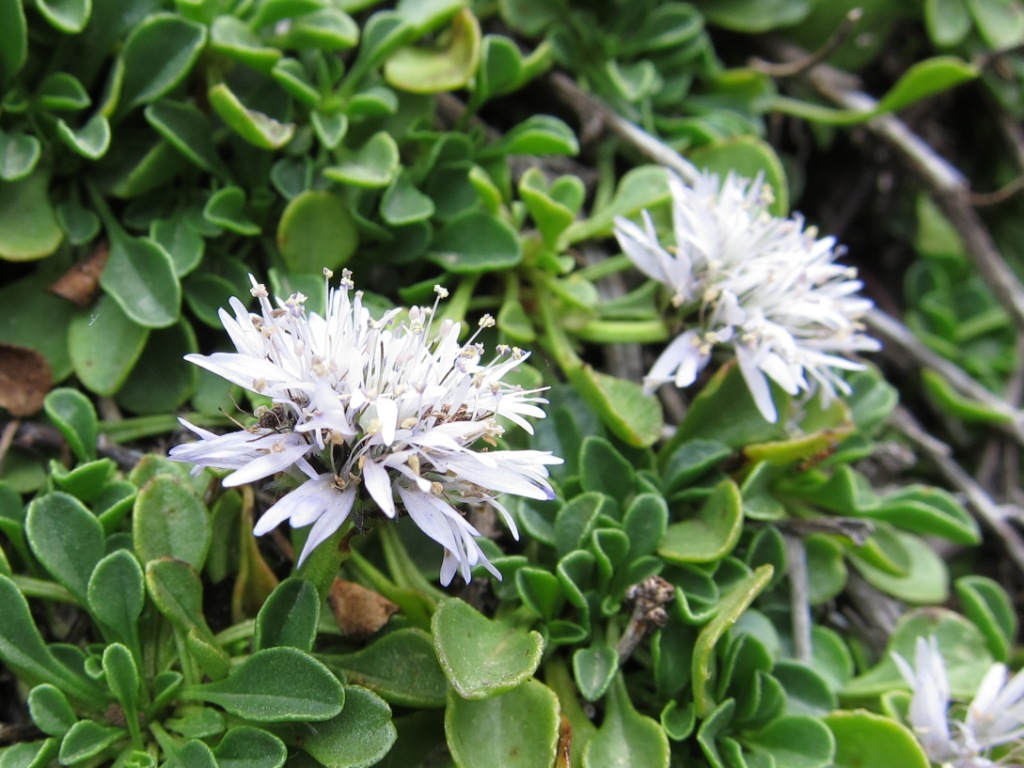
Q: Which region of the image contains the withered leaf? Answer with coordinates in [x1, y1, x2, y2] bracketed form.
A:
[0, 342, 52, 416]
[330, 578, 399, 640]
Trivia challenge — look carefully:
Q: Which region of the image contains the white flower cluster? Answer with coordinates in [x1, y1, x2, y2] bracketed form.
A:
[170, 271, 561, 585]
[893, 636, 1024, 767]
[614, 171, 880, 423]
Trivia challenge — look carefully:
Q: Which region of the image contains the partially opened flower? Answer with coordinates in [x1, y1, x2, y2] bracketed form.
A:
[170, 270, 561, 585]
[893, 635, 1024, 767]
[614, 170, 879, 423]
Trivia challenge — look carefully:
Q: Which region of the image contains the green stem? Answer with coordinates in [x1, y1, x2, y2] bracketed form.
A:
[573, 254, 634, 282]
[437, 274, 482, 330]
[11, 575, 77, 604]
[100, 413, 232, 443]
[296, 519, 354, 603]
[378, 525, 446, 602]
[534, 278, 584, 374]
[572, 319, 669, 344]
[214, 619, 255, 647]
[544, 657, 596, 768]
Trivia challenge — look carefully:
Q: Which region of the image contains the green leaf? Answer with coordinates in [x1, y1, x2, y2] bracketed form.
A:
[384, 9, 481, 93]
[660, 480, 743, 564]
[432, 597, 544, 699]
[44, 388, 98, 463]
[145, 557, 209, 631]
[824, 710, 929, 768]
[573, 643, 618, 702]
[68, 296, 150, 396]
[87, 550, 145, 655]
[28, 685, 77, 737]
[98, 229, 181, 329]
[208, 83, 295, 149]
[955, 575, 1017, 662]
[623, 494, 668, 559]
[744, 715, 835, 768]
[116, 319, 199, 414]
[145, 101, 231, 177]
[58, 721, 124, 765]
[446, 679, 560, 768]
[967, 0, 1024, 48]
[323, 131, 399, 188]
[0, 169, 63, 261]
[0, 0, 27, 82]
[213, 727, 288, 768]
[519, 168, 576, 247]
[0, 575, 103, 703]
[516, 567, 564, 622]
[294, 686, 397, 768]
[56, 114, 111, 160]
[565, 366, 662, 448]
[204, 186, 260, 235]
[182, 647, 344, 722]
[278, 190, 358, 272]
[0, 129, 41, 181]
[381, 173, 435, 225]
[34, 0, 91, 33]
[103, 644, 141, 741]
[583, 674, 669, 768]
[478, 115, 578, 158]
[119, 14, 208, 111]
[255, 577, 321, 652]
[324, 628, 449, 708]
[210, 16, 282, 71]
[134, 474, 211, 569]
[167, 740, 217, 768]
[692, 564, 773, 717]
[427, 209, 522, 273]
[844, 608, 992, 699]
[272, 58, 321, 107]
[37, 72, 91, 112]
[579, 436, 635, 505]
[689, 136, 788, 216]
[273, 8, 359, 51]
[26, 492, 104, 606]
[925, 0, 971, 45]
[848, 529, 949, 603]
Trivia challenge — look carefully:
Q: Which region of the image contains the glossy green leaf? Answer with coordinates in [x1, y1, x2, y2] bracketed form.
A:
[274, 8, 359, 51]
[804, 535, 848, 605]
[967, 0, 1024, 48]
[44, 388, 97, 463]
[824, 709, 929, 768]
[145, 101, 230, 177]
[204, 186, 260, 235]
[37, 72, 91, 112]
[0, 170, 63, 261]
[34, 0, 91, 33]
[272, 57, 321, 106]
[68, 297, 149, 396]
[584, 674, 669, 768]
[745, 715, 835, 767]
[479, 115, 578, 159]
[325, 628, 449, 708]
[955, 575, 1017, 663]
[324, 131, 399, 188]
[447, 679, 560, 768]
[925, 0, 971, 45]
[210, 16, 282, 71]
[255, 577, 321, 652]
[182, 647, 344, 722]
[565, 365, 662, 448]
[385, 9, 481, 93]
[381, 173, 435, 225]
[660, 480, 743, 564]
[26, 492, 104, 606]
[516, 567, 564, 622]
[0, 129, 41, 181]
[0, 0, 27, 82]
[278, 190, 357, 272]
[295, 686, 396, 768]
[849, 529, 948, 603]
[428, 209, 521, 273]
[119, 14, 208, 111]
[99, 230, 181, 329]
[134, 474, 211, 569]
[56, 114, 111, 160]
[433, 597, 544, 699]
[693, 564, 773, 717]
[208, 83, 295, 149]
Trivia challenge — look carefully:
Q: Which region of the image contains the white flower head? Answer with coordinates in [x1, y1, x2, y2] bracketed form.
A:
[893, 635, 1024, 767]
[170, 271, 562, 585]
[614, 170, 880, 423]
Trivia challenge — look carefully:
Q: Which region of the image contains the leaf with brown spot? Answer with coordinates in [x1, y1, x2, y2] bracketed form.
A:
[0, 342, 52, 416]
[48, 242, 108, 307]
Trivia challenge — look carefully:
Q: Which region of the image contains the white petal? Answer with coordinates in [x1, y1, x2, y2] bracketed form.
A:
[363, 457, 396, 518]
